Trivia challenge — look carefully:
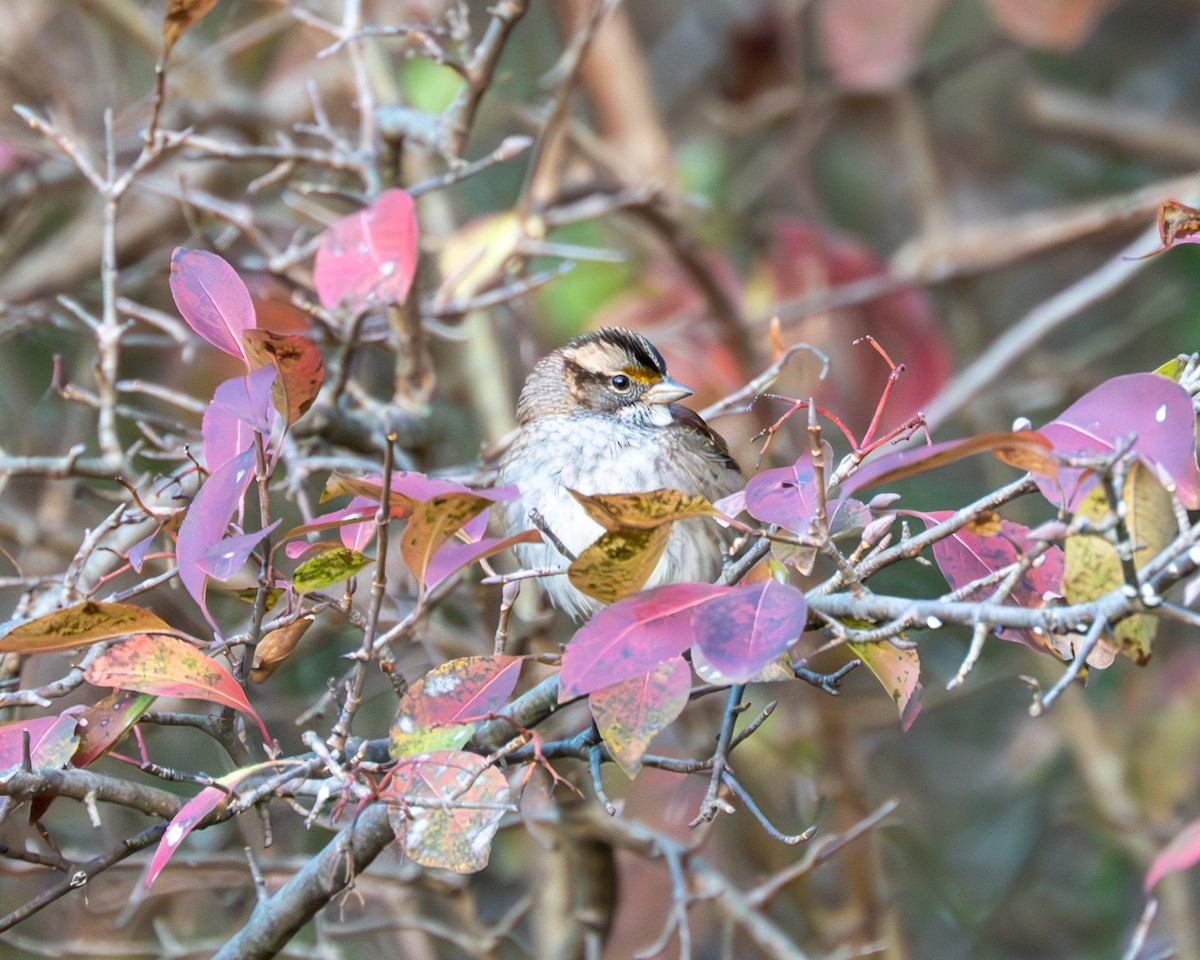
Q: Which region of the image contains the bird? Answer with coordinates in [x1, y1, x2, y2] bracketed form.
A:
[498, 327, 743, 619]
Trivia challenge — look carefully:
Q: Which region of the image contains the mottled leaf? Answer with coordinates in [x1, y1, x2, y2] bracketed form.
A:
[0, 601, 172, 655]
[0, 712, 81, 770]
[314, 189, 419, 311]
[567, 525, 672, 605]
[390, 656, 522, 757]
[847, 640, 922, 730]
[567, 488, 715, 531]
[689, 580, 807, 683]
[384, 750, 510, 873]
[169, 248, 256, 362]
[84, 634, 270, 743]
[292, 547, 370, 594]
[590, 656, 691, 777]
[401, 493, 493, 590]
[1062, 461, 1176, 664]
[243, 329, 324, 426]
[71, 690, 156, 768]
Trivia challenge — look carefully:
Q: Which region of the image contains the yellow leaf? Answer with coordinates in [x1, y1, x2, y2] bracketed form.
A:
[567, 488, 715, 531]
[1063, 462, 1176, 664]
[567, 525, 672, 604]
[0, 601, 173, 655]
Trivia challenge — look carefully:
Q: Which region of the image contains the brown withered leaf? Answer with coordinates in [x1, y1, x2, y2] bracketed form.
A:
[162, 0, 219, 60]
[567, 488, 715, 532]
[251, 616, 315, 682]
[243, 330, 325, 426]
[568, 525, 672, 605]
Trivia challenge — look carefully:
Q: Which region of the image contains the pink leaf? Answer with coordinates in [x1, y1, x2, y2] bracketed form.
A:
[169, 248, 256, 361]
[144, 785, 227, 890]
[743, 455, 819, 532]
[84, 634, 270, 744]
[921, 511, 1064, 650]
[175, 450, 257, 623]
[560, 583, 728, 699]
[1036, 373, 1200, 510]
[314, 189, 419, 311]
[416, 656, 525, 725]
[197, 519, 280, 581]
[1146, 817, 1200, 891]
[0, 712, 81, 769]
[201, 366, 278, 472]
[690, 580, 807, 682]
[425, 529, 541, 589]
[339, 497, 378, 553]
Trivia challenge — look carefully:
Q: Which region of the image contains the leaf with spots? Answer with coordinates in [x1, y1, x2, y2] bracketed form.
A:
[590, 656, 691, 777]
[1063, 461, 1177, 664]
[142, 762, 285, 891]
[71, 690, 156, 768]
[390, 656, 522, 757]
[169, 248, 256, 362]
[689, 580, 808, 682]
[847, 640, 922, 731]
[0, 601, 172, 655]
[0, 712, 82, 770]
[243, 330, 324, 426]
[567, 488, 715, 532]
[567, 525, 672, 605]
[383, 750, 510, 873]
[1035, 372, 1200, 510]
[401, 492, 493, 592]
[291, 547, 370, 594]
[314, 189, 419, 311]
[84, 634, 270, 744]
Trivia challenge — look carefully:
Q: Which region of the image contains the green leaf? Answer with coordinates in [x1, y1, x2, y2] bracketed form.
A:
[292, 547, 370, 594]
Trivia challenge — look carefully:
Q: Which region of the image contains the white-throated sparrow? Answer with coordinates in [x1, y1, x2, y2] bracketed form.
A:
[499, 327, 743, 618]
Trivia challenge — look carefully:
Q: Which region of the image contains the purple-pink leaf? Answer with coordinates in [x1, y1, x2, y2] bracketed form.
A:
[920, 511, 1063, 651]
[202, 366, 278, 472]
[314, 189, 419, 311]
[743, 455, 819, 532]
[1146, 816, 1200, 891]
[690, 580, 807, 682]
[169, 248, 256, 361]
[144, 785, 227, 890]
[339, 497, 378, 552]
[1036, 372, 1200, 510]
[198, 519, 280, 581]
[176, 449, 257, 622]
[560, 583, 721, 699]
[425, 529, 541, 589]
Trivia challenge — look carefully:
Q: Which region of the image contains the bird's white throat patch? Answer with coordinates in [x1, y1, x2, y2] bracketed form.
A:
[646, 403, 674, 427]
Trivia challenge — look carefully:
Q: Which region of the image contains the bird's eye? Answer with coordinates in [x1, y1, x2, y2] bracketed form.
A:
[610, 374, 631, 391]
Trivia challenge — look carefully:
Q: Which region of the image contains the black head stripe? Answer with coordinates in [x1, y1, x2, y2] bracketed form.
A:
[571, 328, 667, 376]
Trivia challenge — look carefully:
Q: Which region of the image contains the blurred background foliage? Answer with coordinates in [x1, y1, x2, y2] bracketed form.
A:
[2, 0, 1200, 958]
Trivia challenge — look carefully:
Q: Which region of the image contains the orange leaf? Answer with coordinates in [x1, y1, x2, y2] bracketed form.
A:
[243, 330, 325, 426]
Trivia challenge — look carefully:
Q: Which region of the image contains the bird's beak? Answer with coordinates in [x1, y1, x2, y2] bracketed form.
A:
[643, 376, 693, 405]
